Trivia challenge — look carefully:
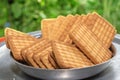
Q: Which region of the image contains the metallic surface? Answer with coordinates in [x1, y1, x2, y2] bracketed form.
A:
[0, 31, 120, 80]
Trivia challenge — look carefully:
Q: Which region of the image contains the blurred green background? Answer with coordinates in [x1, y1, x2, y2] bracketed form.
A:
[0, 0, 120, 37]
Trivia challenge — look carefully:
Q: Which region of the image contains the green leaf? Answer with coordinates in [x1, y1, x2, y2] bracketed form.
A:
[11, 2, 22, 18]
[39, 11, 46, 19]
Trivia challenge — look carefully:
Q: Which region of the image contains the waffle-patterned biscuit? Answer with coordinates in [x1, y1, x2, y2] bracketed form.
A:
[21, 38, 47, 62]
[22, 38, 52, 68]
[81, 13, 97, 29]
[50, 15, 78, 43]
[90, 12, 116, 48]
[21, 48, 29, 62]
[33, 52, 46, 68]
[41, 19, 56, 38]
[52, 41, 94, 68]
[40, 50, 54, 69]
[75, 13, 96, 29]
[25, 50, 40, 68]
[5, 28, 35, 48]
[58, 15, 79, 43]
[48, 52, 59, 69]
[80, 14, 87, 23]
[7, 35, 37, 61]
[70, 22, 113, 64]
[79, 13, 116, 48]
[33, 43, 52, 69]
[49, 16, 65, 41]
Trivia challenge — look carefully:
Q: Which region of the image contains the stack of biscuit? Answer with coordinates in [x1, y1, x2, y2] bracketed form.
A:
[5, 12, 116, 69]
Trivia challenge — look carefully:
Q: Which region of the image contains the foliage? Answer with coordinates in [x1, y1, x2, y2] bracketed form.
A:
[0, 0, 120, 37]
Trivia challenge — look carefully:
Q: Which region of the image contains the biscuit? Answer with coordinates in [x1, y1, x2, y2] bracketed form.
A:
[80, 14, 87, 23]
[79, 13, 116, 48]
[33, 43, 52, 69]
[52, 41, 94, 68]
[48, 52, 59, 69]
[70, 22, 113, 64]
[33, 52, 46, 68]
[22, 38, 52, 68]
[41, 19, 56, 38]
[90, 12, 116, 48]
[25, 50, 40, 68]
[82, 13, 97, 29]
[58, 15, 79, 43]
[21, 38, 47, 62]
[5, 28, 36, 48]
[49, 16, 65, 40]
[40, 50, 54, 69]
[7, 35, 37, 61]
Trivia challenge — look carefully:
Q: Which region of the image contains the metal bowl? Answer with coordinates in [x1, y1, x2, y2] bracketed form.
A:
[10, 44, 116, 80]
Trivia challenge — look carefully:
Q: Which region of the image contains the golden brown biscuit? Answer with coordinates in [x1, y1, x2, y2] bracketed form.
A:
[49, 15, 78, 43]
[5, 28, 36, 48]
[22, 38, 52, 68]
[52, 41, 94, 68]
[21, 38, 47, 62]
[41, 19, 56, 38]
[79, 13, 116, 48]
[25, 50, 40, 68]
[70, 22, 113, 64]
[90, 12, 116, 48]
[40, 50, 54, 69]
[7, 35, 37, 61]
[48, 52, 59, 69]
[33, 52, 46, 69]
[49, 16, 65, 41]
[33, 42, 52, 69]
[81, 13, 97, 29]
[58, 15, 79, 43]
